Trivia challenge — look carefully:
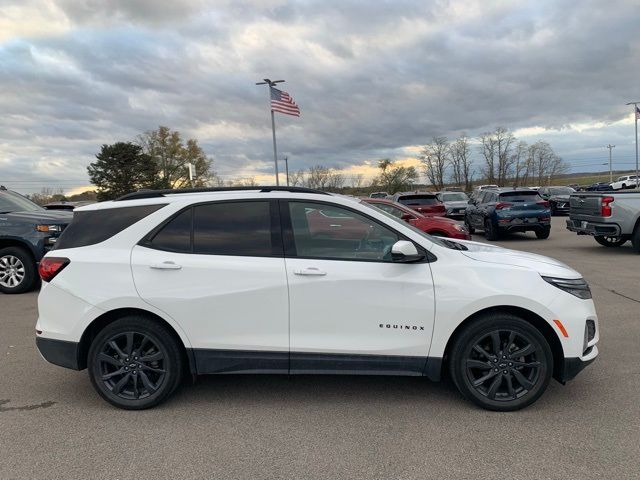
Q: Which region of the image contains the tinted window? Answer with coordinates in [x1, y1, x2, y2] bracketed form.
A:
[0, 190, 43, 213]
[499, 191, 541, 202]
[193, 201, 273, 256]
[397, 195, 438, 206]
[548, 187, 574, 195]
[374, 203, 406, 218]
[55, 204, 165, 250]
[289, 202, 399, 261]
[440, 193, 468, 202]
[149, 208, 192, 253]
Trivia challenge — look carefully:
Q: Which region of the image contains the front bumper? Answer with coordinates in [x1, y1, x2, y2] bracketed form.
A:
[557, 346, 598, 383]
[36, 336, 82, 370]
[566, 218, 621, 236]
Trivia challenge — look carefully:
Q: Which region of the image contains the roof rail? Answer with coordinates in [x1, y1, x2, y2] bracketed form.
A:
[114, 186, 329, 201]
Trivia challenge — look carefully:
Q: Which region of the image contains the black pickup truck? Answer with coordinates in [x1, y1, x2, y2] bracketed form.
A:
[0, 186, 72, 293]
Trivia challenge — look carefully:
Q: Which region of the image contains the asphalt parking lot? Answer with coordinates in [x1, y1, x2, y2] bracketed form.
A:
[1, 219, 639, 480]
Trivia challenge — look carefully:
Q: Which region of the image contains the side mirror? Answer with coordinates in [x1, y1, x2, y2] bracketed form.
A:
[401, 213, 414, 221]
[391, 240, 425, 263]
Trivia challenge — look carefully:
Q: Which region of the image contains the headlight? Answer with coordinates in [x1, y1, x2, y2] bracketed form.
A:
[542, 276, 592, 299]
[454, 224, 467, 232]
[36, 225, 62, 233]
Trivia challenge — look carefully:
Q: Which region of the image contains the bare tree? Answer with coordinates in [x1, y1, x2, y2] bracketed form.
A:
[479, 127, 516, 185]
[449, 134, 474, 191]
[528, 141, 567, 185]
[418, 136, 449, 190]
[304, 165, 344, 192]
[289, 170, 305, 187]
[374, 159, 419, 194]
[230, 177, 258, 187]
[350, 173, 365, 189]
[511, 141, 529, 187]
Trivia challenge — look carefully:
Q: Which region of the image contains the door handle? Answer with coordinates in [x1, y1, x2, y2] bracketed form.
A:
[293, 267, 327, 276]
[149, 261, 182, 270]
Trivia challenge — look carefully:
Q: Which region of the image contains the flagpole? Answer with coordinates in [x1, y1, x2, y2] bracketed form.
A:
[257, 78, 285, 186]
[627, 102, 639, 188]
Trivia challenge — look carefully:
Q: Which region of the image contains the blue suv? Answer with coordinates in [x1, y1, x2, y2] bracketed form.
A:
[464, 187, 551, 240]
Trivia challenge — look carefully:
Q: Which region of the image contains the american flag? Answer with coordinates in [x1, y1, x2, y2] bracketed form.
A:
[270, 87, 300, 117]
[636, 106, 640, 120]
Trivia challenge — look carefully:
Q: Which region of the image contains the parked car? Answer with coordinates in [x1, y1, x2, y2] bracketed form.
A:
[369, 192, 389, 198]
[585, 182, 613, 191]
[0, 186, 72, 293]
[566, 190, 640, 251]
[537, 186, 575, 215]
[387, 192, 446, 216]
[36, 186, 598, 411]
[43, 201, 93, 211]
[610, 175, 639, 191]
[435, 191, 470, 218]
[470, 184, 499, 202]
[465, 187, 551, 240]
[362, 198, 471, 239]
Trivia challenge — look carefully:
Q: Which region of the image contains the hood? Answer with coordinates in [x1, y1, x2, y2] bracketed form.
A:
[445, 239, 581, 278]
[1, 210, 73, 224]
[443, 201, 469, 208]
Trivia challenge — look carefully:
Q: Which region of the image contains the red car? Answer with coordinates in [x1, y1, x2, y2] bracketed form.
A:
[388, 192, 446, 216]
[362, 198, 471, 240]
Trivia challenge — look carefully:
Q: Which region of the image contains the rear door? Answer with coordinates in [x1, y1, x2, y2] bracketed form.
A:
[131, 200, 289, 373]
[282, 200, 435, 375]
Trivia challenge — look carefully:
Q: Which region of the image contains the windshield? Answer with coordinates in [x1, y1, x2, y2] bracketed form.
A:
[0, 190, 44, 213]
[398, 195, 438, 206]
[548, 187, 575, 195]
[441, 193, 468, 201]
[359, 200, 465, 250]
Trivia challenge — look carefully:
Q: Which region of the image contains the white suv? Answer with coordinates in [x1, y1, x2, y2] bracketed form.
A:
[610, 175, 639, 190]
[36, 187, 599, 411]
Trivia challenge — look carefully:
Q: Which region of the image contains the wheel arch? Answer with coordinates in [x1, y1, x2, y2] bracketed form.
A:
[437, 305, 564, 382]
[77, 307, 196, 377]
[0, 237, 38, 261]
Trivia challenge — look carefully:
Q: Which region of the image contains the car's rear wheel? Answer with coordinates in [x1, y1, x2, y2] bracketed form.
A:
[88, 316, 184, 409]
[535, 226, 551, 239]
[484, 219, 499, 240]
[0, 246, 37, 294]
[594, 235, 627, 247]
[449, 313, 553, 411]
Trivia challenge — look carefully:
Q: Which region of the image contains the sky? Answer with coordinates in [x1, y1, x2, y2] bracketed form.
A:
[0, 0, 639, 194]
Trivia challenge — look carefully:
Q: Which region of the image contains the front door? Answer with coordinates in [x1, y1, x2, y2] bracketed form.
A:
[282, 200, 435, 375]
[131, 200, 289, 373]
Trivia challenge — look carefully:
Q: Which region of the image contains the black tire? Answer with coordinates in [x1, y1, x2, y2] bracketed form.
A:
[88, 316, 184, 409]
[632, 224, 640, 253]
[449, 313, 553, 411]
[0, 246, 37, 294]
[484, 219, 499, 240]
[535, 226, 551, 239]
[464, 217, 475, 234]
[594, 236, 627, 247]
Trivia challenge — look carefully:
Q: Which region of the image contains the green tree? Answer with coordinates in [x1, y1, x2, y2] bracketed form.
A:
[374, 159, 419, 194]
[138, 126, 217, 188]
[87, 142, 158, 201]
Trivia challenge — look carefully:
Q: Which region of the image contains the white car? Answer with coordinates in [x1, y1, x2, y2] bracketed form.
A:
[610, 175, 639, 190]
[36, 187, 599, 411]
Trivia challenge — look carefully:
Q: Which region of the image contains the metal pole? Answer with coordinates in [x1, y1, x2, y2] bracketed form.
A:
[626, 102, 639, 189]
[270, 109, 279, 186]
[606, 144, 615, 183]
[257, 78, 285, 186]
[284, 156, 289, 186]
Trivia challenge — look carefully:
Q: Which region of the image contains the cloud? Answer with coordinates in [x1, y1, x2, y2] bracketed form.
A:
[0, 0, 639, 193]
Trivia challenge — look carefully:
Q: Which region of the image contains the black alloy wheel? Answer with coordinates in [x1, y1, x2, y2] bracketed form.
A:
[450, 313, 553, 411]
[484, 219, 499, 240]
[594, 236, 627, 247]
[464, 217, 475, 234]
[535, 226, 551, 239]
[88, 316, 183, 409]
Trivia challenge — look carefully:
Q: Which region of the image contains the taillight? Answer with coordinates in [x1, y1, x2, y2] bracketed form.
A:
[537, 200, 550, 208]
[38, 257, 69, 282]
[495, 202, 513, 210]
[601, 196, 614, 217]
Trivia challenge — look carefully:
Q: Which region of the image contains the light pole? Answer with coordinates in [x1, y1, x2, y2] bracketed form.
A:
[284, 156, 290, 186]
[606, 144, 615, 183]
[256, 78, 285, 186]
[626, 102, 639, 187]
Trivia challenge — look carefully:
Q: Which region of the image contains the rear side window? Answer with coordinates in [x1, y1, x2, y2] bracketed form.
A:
[55, 204, 165, 249]
[193, 201, 273, 256]
[149, 208, 192, 253]
[499, 192, 541, 202]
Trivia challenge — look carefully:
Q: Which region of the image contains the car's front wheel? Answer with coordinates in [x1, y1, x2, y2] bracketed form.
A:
[88, 316, 184, 409]
[0, 246, 37, 294]
[535, 226, 551, 239]
[464, 217, 475, 234]
[449, 313, 553, 411]
[484, 219, 499, 240]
